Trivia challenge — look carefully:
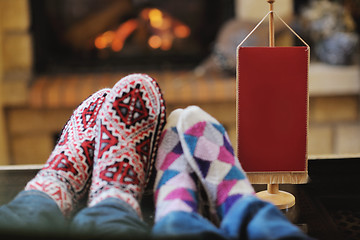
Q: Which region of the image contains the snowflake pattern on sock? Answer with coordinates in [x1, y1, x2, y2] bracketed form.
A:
[178, 106, 255, 219]
[25, 88, 110, 216]
[154, 121, 198, 222]
[88, 74, 166, 216]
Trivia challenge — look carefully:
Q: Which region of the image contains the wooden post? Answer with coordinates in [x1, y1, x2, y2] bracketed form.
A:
[268, 0, 275, 47]
[267, 183, 279, 194]
[267, 0, 278, 196]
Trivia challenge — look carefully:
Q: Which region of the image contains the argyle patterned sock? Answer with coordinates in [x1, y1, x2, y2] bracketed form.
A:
[177, 106, 255, 219]
[88, 74, 166, 217]
[154, 109, 198, 222]
[25, 88, 110, 216]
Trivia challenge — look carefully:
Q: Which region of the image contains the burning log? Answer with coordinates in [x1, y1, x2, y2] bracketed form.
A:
[64, 0, 132, 50]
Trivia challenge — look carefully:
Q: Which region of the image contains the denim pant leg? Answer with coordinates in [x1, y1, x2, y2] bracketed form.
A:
[70, 198, 149, 238]
[0, 190, 66, 233]
[153, 196, 312, 240]
[221, 196, 313, 240]
[152, 211, 226, 240]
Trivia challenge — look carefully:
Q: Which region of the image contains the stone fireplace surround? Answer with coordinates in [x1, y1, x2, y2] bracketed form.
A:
[1, 0, 360, 165]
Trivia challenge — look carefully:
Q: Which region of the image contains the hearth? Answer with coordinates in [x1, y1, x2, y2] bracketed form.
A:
[30, 0, 234, 74]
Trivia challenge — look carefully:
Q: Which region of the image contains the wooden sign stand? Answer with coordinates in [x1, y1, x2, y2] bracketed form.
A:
[257, 0, 295, 210]
[236, 0, 310, 210]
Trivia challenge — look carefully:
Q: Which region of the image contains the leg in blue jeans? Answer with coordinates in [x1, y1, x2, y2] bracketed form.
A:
[221, 196, 312, 240]
[0, 190, 67, 234]
[0, 191, 149, 238]
[153, 196, 312, 240]
[70, 197, 149, 238]
[0, 190, 311, 239]
[153, 211, 225, 239]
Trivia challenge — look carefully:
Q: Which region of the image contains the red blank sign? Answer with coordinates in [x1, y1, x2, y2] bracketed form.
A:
[237, 47, 308, 172]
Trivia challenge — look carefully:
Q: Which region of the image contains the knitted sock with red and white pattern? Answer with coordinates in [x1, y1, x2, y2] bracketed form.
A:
[88, 74, 166, 217]
[154, 109, 198, 222]
[177, 106, 255, 220]
[25, 88, 110, 216]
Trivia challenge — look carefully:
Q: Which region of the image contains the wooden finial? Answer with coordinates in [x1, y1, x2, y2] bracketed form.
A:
[268, 0, 275, 47]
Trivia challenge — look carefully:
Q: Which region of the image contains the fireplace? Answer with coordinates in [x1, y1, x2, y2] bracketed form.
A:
[30, 0, 234, 74]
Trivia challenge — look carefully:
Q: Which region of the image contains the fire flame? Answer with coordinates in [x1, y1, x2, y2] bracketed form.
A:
[94, 8, 191, 52]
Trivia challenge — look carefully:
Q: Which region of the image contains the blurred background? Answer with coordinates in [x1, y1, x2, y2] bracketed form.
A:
[0, 0, 359, 165]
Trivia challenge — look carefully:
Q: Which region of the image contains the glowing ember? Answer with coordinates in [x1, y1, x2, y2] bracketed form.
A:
[160, 34, 173, 51]
[149, 8, 163, 29]
[148, 35, 162, 49]
[174, 25, 190, 39]
[112, 19, 138, 52]
[94, 31, 114, 49]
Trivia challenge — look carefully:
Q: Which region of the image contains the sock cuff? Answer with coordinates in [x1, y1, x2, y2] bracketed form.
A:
[88, 188, 142, 217]
[25, 176, 73, 216]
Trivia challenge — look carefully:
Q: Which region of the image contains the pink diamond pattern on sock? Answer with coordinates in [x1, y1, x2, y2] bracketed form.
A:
[159, 151, 180, 171]
[187, 121, 206, 137]
[164, 187, 195, 201]
[217, 180, 237, 205]
[193, 136, 220, 162]
[25, 89, 110, 216]
[218, 146, 235, 164]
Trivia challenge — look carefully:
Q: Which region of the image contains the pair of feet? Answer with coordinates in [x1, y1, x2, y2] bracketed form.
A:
[26, 74, 166, 217]
[154, 106, 255, 223]
[25, 73, 254, 222]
